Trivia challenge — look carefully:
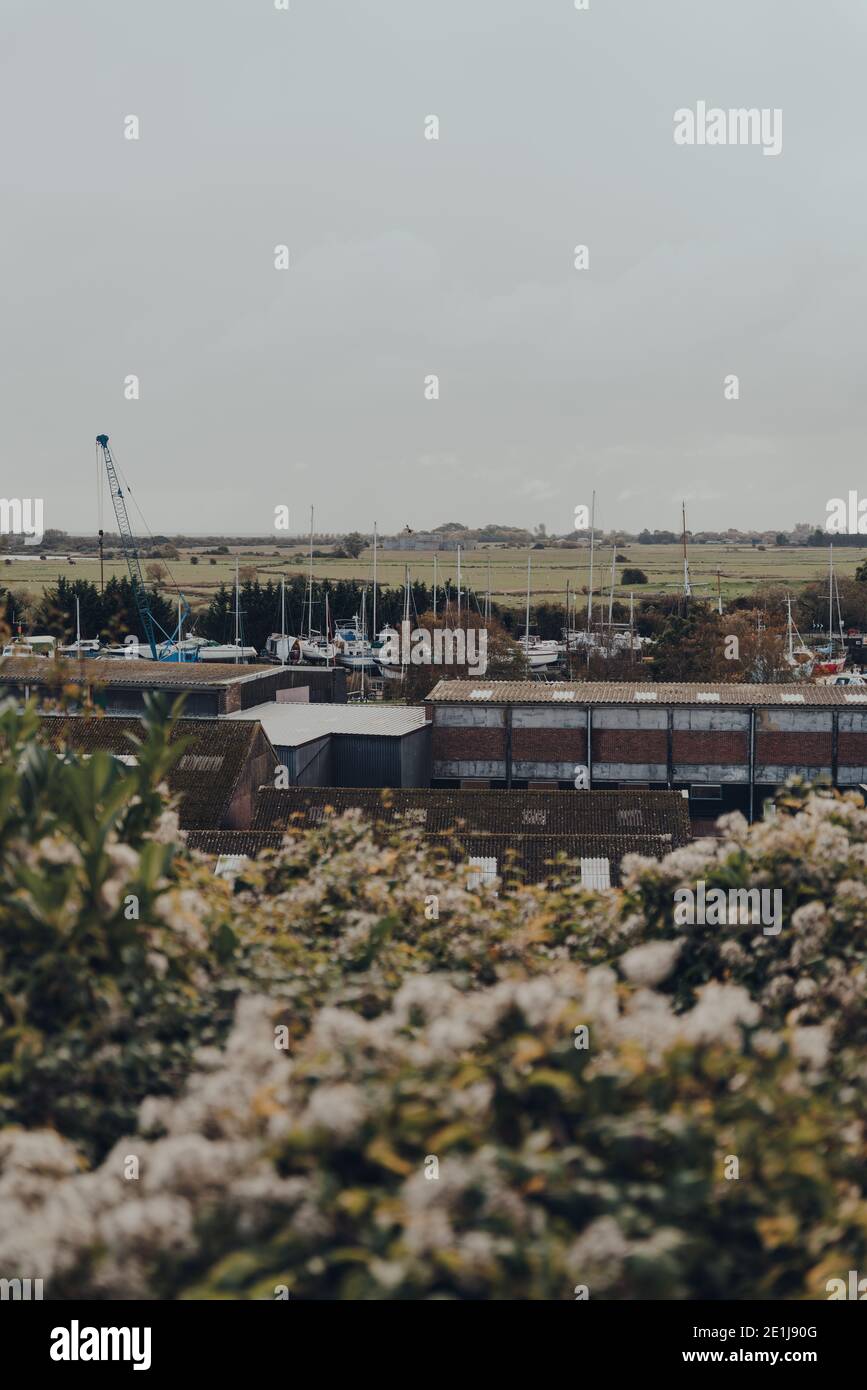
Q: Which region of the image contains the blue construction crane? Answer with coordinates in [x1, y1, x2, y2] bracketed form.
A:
[96, 434, 196, 661]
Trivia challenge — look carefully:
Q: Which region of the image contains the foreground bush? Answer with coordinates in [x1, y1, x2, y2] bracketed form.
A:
[0, 701, 243, 1158]
[2, 705, 867, 1298]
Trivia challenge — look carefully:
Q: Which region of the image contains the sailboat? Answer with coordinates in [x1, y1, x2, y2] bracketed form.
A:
[783, 594, 814, 677]
[58, 597, 101, 658]
[333, 592, 377, 670]
[262, 578, 293, 664]
[197, 559, 257, 662]
[282, 507, 336, 664]
[518, 551, 561, 669]
[374, 566, 412, 681]
[811, 546, 847, 678]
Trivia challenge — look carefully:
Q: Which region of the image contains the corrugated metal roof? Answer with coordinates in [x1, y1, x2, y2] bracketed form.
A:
[225, 701, 428, 745]
[427, 680, 855, 707]
[0, 657, 280, 688]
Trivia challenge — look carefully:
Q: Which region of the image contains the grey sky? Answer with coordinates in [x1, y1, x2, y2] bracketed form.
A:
[3, 0, 865, 536]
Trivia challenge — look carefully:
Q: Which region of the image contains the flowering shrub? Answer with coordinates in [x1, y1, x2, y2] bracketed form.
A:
[2, 707, 867, 1298]
[0, 701, 243, 1158]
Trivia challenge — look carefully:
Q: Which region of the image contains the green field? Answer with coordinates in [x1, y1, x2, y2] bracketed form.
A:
[4, 542, 866, 616]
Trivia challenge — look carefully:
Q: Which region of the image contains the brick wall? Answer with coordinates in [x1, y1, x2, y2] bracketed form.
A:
[432, 727, 506, 761]
[839, 732, 867, 763]
[756, 732, 832, 766]
[511, 728, 587, 762]
[594, 729, 668, 764]
[672, 730, 749, 763]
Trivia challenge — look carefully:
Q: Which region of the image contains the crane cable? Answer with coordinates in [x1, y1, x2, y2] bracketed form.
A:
[108, 446, 185, 603]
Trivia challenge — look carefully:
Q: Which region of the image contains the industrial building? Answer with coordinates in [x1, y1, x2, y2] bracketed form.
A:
[223, 702, 430, 787]
[0, 657, 346, 716]
[188, 786, 691, 886]
[425, 680, 867, 822]
[36, 715, 279, 830]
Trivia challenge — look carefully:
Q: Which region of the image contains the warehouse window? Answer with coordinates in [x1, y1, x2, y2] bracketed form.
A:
[634, 691, 657, 701]
[781, 694, 805, 704]
[696, 692, 721, 703]
[467, 856, 498, 890]
[551, 690, 576, 702]
[580, 857, 611, 890]
[689, 784, 722, 801]
[469, 689, 493, 700]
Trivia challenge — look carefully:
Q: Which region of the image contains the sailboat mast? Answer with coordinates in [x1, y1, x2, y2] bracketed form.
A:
[586, 490, 595, 635]
[608, 546, 616, 628]
[433, 551, 437, 619]
[786, 594, 794, 661]
[234, 557, 240, 662]
[280, 578, 286, 665]
[682, 502, 691, 598]
[372, 522, 377, 638]
[308, 506, 314, 642]
[457, 545, 462, 624]
[828, 544, 834, 646]
[360, 588, 366, 699]
[525, 552, 532, 644]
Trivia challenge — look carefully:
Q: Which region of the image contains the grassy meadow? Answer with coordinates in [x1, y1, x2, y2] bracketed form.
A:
[4, 541, 867, 615]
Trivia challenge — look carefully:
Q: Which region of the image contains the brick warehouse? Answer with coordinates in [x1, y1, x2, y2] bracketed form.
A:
[425, 680, 867, 822]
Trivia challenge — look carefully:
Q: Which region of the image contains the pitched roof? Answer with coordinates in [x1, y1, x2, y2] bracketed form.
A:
[36, 715, 276, 829]
[185, 827, 674, 884]
[0, 657, 280, 689]
[225, 701, 427, 745]
[245, 787, 690, 884]
[426, 680, 859, 706]
[186, 830, 284, 857]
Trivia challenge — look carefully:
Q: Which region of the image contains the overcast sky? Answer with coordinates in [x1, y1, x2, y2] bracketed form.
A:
[3, 0, 865, 536]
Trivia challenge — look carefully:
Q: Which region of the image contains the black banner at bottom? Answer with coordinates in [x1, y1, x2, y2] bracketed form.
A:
[2, 1298, 862, 1375]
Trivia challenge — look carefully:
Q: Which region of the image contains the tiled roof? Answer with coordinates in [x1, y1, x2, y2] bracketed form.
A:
[252, 787, 690, 838]
[187, 820, 679, 887]
[36, 715, 275, 829]
[0, 657, 280, 688]
[426, 680, 856, 706]
[186, 830, 284, 856]
[225, 701, 428, 745]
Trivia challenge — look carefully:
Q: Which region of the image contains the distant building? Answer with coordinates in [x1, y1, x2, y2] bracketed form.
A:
[425, 679, 867, 822]
[380, 534, 462, 551]
[0, 656, 346, 716]
[36, 715, 278, 829]
[223, 702, 430, 788]
[189, 786, 691, 886]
